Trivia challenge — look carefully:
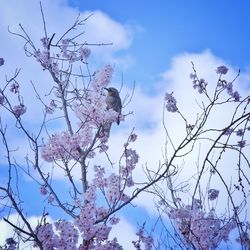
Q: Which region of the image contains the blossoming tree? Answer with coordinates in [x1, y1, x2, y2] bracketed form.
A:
[0, 7, 250, 250]
[0, 11, 154, 250]
[154, 64, 250, 249]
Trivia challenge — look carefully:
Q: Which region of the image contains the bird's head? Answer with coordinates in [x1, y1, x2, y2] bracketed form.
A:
[104, 87, 119, 97]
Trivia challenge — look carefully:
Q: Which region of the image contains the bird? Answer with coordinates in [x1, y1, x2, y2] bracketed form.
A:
[104, 87, 122, 124]
[99, 87, 122, 138]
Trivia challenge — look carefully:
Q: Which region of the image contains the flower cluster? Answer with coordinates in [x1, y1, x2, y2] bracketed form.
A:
[1, 238, 17, 250]
[79, 47, 91, 61]
[132, 228, 153, 250]
[55, 220, 79, 248]
[36, 220, 79, 249]
[223, 127, 234, 136]
[40, 185, 48, 195]
[41, 131, 83, 162]
[0, 94, 5, 105]
[0, 57, 4, 66]
[60, 38, 91, 63]
[216, 65, 229, 75]
[215, 65, 241, 101]
[225, 82, 241, 101]
[34, 37, 91, 78]
[10, 83, 19, 94]
[208, 188, 219, 201]
[190, 72, 207, 94]
[75, 89, 118, 129]
[13, 104, 27, 118]
[235, 222, 250, 248]
[189, 65, 241, 101]
[38, 35, 122, 161]
[76, 204, 111, 241]
[236, 232, 250, 249]
[35, 208, 122, 249]
[237, 140, 246, 148]
[121, 147, 139, 187]
[168, 202, 237, 249]
[34, 49, 52, 71]
[35, 223, 60, 249]
[36, 34, 131, 246]
[92, 165, 106, 188]
[92, 65, 113, 91]
[223, 126, 249, 149]
[165, 92, 178, 112]
[93, 165, 131, 206]
[74, 184, 123, 248]
[105, 173, 122, 204]
[128, 133, 138, 142]
[45, 99, 57, 114]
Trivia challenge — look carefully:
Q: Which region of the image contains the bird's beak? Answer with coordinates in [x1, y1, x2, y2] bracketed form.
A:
[104, 87, 109, 92]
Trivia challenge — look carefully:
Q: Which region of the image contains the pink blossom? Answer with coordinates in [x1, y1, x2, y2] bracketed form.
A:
[189, 73, 196, 79]
[93, 165, 106, 188]
[123, 148, 139, 173]
[236, 232, 250, 248]
[208, 189, 219, 200]
[0, 94, 5, 105]
[133, 228, 153, 250]
[79, 47, 91, 61]
[126, 176, 134, 187]
[13, 104, 27, 118]
[40, 185, 47, 196]
[34, 49, 51, 69]
[237, 140, 246, 148]
[48, 195, 54, 204]
[236, 128, 245, 136]
[216, 65, 229, 75]
[5, 238, 17, 249]
[109, 216, 120, 225]
[10, 83, 19, 93]
[106, 174, 121, 204]
[96, 207, 108, 221]
[92, 65, 113, 91]
[55, 220, 79, 248]
[84, 185, 96, 203]
[223, 127, 234, 136]
[129, 133, 138, 142]
[36, 223, 59, 249]
[40, 37, 50, 48]
[0, 57, 5, 66]
[165, 92, 178, 112]
[168, 204, 237, 249]
[192, 78, 207, 94]
[46, 100, 57, 114]
[99, 143, 109, 153]
[60, 39, 70, 53]
[41, 130, 95, 162]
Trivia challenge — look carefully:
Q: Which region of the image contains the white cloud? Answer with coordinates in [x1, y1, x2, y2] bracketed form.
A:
[82, 10, 133, 50]
[109, 216, 137, 249]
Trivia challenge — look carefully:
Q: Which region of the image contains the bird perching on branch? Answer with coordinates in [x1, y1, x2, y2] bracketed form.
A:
[99, 87, 122, 138]
[104, 87, 122, 125]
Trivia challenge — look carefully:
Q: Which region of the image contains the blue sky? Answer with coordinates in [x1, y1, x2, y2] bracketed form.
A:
[67, 0, 250, 88]
[0, 0, 250, 249]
